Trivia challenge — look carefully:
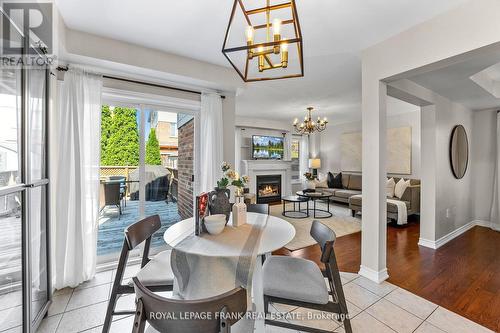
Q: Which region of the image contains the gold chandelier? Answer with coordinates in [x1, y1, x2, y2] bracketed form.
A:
[222, 0, 304, 82]
[293, 107, 328, 134]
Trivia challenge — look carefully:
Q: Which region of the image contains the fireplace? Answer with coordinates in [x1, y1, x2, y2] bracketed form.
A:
[256, 175, 282, 204]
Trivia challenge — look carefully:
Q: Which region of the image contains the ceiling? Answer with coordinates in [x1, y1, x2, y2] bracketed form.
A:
[409, 48, 500, 111]
[55, 0, 467, 123]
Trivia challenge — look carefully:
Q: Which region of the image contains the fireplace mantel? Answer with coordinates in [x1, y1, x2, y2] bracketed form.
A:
[242, 160, 292, 198]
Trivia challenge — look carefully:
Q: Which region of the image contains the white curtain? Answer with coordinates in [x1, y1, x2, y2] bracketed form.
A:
[54, 69, 103, 289]
[199, 92, 223, 193]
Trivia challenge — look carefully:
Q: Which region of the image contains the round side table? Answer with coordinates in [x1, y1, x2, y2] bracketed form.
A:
[281, 195, 309, 218]
[296, 191, 333, 218]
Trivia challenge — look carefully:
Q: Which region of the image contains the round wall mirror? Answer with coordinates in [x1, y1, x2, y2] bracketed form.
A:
[450, 125, 469, 179]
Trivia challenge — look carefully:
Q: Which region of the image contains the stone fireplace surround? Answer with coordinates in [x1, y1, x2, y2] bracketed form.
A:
[242, 160, 292, 200]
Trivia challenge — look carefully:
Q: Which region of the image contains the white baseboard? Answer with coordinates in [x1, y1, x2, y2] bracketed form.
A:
[358, 265, 389, 283]
[475, 220, 492, 228]
[418, 220, 497, 249]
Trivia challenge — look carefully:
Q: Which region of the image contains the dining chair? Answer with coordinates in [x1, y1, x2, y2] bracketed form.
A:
[132, 277, 249, 333]
[103, 215, 174, 333]
[100, 182, 122, 217]
[246, 203, 269, 215]
[262, 220, 352, 333]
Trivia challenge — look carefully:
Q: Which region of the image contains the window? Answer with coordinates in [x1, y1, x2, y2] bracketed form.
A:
[171, 122, 178, 137]
[291, 138, 300, 159]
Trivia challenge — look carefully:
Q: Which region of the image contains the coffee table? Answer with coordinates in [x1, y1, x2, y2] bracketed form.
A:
[282, 195, 309, 218]
[296, 190, 333, 218]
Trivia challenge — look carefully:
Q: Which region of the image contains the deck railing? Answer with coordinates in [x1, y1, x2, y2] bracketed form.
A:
[100, 166, 178, 200]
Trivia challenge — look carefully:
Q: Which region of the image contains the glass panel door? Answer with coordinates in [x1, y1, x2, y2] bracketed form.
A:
[97, 102, 196, 262]
[142, 109, 190, 252]
[0, 29, 23, 331]
[98, 105, 142, 262]
[27, 68, 49, 322]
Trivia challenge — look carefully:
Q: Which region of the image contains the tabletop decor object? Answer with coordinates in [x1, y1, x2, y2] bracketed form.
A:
[303, 171, 316, 190]
[208, 188, 231, 223]
[195, 193, 209, 236]
[216, 161, 232, 189]
[232, 197, 247, 227]
[203, 214, 227, 235]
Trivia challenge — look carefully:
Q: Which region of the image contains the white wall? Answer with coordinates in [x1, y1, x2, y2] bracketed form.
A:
[359, 0, 500, 281]
[389, 79, 476, 240]
[319, 100, 421, 179]
[471, 109, 497, 222]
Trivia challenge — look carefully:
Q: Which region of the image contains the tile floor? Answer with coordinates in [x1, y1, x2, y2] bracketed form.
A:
[33, 267, 493, 333]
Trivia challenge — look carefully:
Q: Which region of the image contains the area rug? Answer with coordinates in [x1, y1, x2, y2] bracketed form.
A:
[269, 202, 361, 251]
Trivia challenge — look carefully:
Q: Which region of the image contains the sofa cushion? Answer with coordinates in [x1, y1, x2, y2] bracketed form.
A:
[387, 178, 396, 198]
[342, 174, 350, 189]
[314, 178, 328, 188]
[348, 175, 362, 190]
[387, 199, 411, 213]
[349, 196, 411, 213]
[335, 189, 361, 199]
[327, 172, 334, 188]
[395, 178, 411, 199]
[321, 188, 337, 195]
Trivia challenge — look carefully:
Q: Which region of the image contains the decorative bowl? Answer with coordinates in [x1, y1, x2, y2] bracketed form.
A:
[204, 214, 226, 235]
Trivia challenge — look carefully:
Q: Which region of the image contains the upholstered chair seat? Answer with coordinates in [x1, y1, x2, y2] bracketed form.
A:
[128, 250, 174, 287]
[263, 256, 329, 305]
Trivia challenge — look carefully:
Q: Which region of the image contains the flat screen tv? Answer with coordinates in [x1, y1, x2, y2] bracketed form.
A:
[252, 135, 284, 160]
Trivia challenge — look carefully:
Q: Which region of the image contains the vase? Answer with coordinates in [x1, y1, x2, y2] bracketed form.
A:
[208, 187, 231, 223]
[306, 180, 316, 190]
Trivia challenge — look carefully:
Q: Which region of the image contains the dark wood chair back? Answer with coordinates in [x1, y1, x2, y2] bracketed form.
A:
[103, 182, 121, 205]
[125, 215, 161, 250]
[132, 277, 247, 333]
[310, 220, 336, 263]
[103, 215, 168, 333]
[246, 203, 269, 215]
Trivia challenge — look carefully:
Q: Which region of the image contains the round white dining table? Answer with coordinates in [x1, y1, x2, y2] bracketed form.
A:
[163, 212, 295, 333]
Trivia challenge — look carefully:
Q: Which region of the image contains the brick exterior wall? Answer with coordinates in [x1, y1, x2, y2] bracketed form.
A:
[177, 118, 194, 219]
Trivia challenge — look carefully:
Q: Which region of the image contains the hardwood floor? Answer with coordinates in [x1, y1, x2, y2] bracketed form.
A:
[274, 220, 500, 332]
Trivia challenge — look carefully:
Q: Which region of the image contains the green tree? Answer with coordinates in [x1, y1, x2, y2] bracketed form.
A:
[102, 107, 139, 166]
[100, 105, 112, 162]
[146, 128, 162, 165]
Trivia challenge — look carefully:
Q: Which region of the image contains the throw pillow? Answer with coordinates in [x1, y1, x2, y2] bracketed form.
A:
[332, 172, 343, 188]
[315, 178, 328, 188]
[394, 178, 411, 199]
[386, 178, 396, 198]
[327, 172, 335, 188]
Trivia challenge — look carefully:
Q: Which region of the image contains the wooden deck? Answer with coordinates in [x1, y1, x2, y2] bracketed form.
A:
[98, 199, 181, 256]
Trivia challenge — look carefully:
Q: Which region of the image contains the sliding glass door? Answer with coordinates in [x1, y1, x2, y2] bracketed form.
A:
[0, 13, 50, 332]
[98, 101, 196, 264]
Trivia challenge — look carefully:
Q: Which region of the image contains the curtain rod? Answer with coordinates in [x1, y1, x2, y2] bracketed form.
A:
[56, 66, 225, 99]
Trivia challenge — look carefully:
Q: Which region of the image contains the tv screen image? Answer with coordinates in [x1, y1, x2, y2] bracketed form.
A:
[252, 135, 284, 159]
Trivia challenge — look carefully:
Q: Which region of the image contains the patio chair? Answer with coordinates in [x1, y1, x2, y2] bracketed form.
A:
[263, 220, 352, 333]
[100, 182, 122, 217]
[108, 176, 127, 207]
[103, 215, 174, 333]
[132, 276, 248, 333]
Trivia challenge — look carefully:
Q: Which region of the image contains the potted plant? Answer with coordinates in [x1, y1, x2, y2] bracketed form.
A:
[229, 173, 249, 198]
[304, 172, 316, 190]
